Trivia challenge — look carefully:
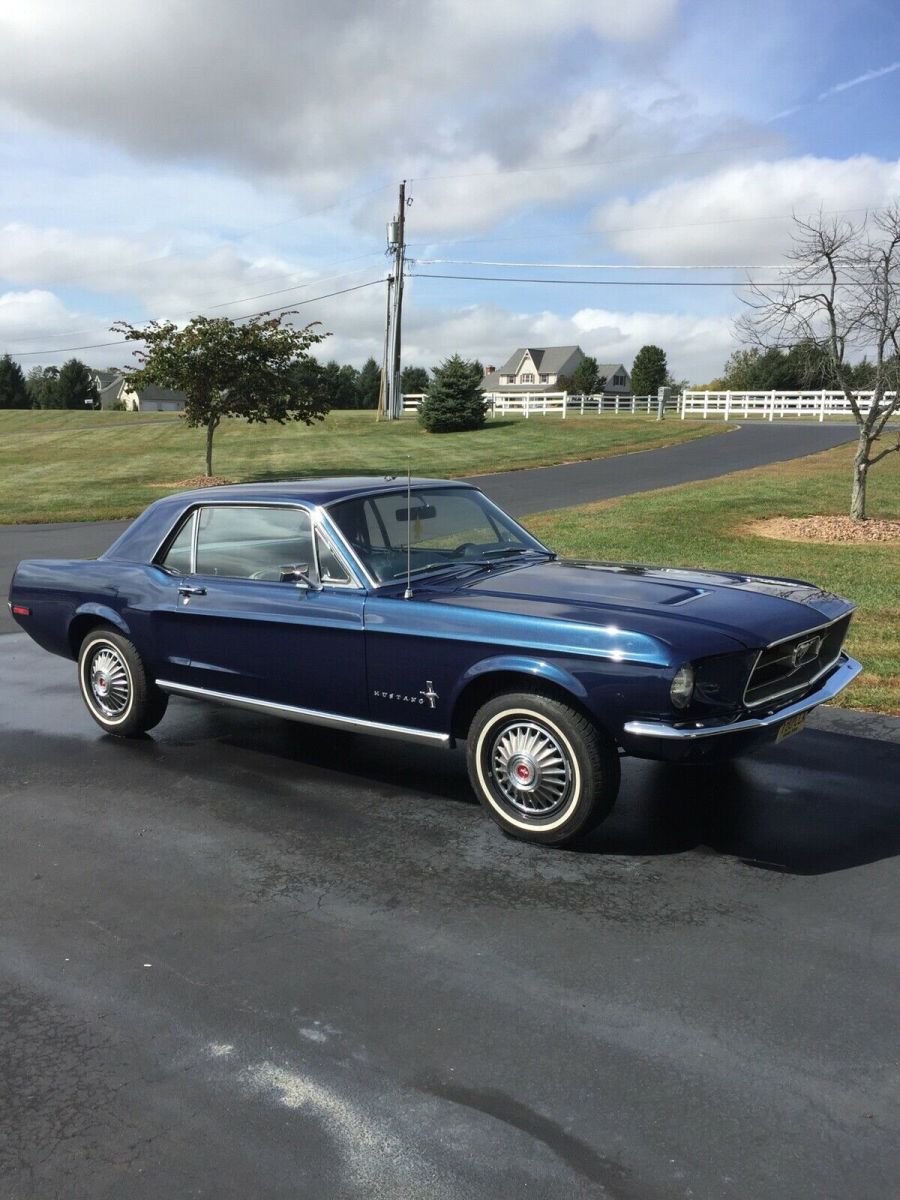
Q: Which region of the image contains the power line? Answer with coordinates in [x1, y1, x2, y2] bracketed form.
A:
[8, 278, 387, 357]
[7, 258, 387, 348]
[415, 258, 791, 270]
[411, 271, 868, 288]
[25, 184, 393, 288]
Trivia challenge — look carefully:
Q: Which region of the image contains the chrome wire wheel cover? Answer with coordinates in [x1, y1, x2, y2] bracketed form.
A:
[490, 718, 573, 818]
[88, 646, 130, 719]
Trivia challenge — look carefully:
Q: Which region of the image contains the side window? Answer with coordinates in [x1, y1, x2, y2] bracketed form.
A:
[160, 512, 195, 574]
[194, 506, 314, 581]
[316, 530, 351, 584]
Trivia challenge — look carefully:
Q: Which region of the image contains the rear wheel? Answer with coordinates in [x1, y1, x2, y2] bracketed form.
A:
[78, 630, 168, 737]
[467, 692, 620, 845]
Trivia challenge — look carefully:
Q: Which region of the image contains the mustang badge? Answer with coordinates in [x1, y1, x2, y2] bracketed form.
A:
[372, 680, 439, 708]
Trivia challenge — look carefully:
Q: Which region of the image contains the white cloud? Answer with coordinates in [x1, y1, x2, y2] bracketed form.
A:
[593, 156, 900, 264]
[0, 0, 676, 207]
[4, 280, 734, 383]
[0, 222, 386, 319]
[322, 291, 733, 383]
[0, 290, 112, 357]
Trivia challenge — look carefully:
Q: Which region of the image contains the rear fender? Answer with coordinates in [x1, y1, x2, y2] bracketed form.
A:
[68, 603, 131, 657]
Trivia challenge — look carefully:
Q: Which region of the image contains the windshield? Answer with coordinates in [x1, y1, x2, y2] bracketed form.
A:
[328, 486, 549, 584]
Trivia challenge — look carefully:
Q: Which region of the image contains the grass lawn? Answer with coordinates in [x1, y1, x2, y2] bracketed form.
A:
[0, 409, 727, 525]
[526, 445, 900, 714]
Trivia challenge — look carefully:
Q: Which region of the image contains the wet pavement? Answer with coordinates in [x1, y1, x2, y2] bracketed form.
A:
[1, 634, 898, 1199]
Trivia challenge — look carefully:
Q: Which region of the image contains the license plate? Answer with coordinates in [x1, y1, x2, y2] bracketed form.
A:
[776, 711, 807, 742]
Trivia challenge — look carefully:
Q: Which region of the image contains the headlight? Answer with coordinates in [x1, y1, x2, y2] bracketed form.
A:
[670, 663, 695, 710]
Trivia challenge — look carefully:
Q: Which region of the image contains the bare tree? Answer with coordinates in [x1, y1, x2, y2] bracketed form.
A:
[739, 207, 900, 520]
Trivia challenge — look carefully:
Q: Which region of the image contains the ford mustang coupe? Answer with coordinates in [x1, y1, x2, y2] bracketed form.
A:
[8, 477, 860, 844]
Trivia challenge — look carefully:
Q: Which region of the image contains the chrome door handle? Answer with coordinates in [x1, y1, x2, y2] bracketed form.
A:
[178, 585, 207, 597]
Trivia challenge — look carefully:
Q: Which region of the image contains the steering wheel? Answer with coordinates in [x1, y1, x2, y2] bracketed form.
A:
[452, 542, 477, 556]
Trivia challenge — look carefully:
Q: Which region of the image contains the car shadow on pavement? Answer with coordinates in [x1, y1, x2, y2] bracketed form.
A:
[581, 729, 900, 875]
[181, 710, 900, 876]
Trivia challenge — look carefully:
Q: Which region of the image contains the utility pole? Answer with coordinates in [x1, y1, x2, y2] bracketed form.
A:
[383, 180, 407, 420]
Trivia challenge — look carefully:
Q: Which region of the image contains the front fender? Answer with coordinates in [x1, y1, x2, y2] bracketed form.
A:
[451, 654, 590, 708]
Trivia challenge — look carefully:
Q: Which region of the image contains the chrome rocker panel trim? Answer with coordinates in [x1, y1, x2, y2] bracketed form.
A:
[155, 679, 451, 747]
[623, 654, 861, 741]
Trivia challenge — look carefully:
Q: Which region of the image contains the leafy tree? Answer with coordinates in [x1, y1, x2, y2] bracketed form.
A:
[419, 355, 486, 433]
[0, 355, 29, 409]
[113, 313, 329, 476]
[630, 345, 668, 396]
[400, 365, 429, 394]
[56, 358, 99, 409]
[570, 356, 606, 395]
[356, 357, 382, 409]
[739, 207, 900, 519]
[26, 366, 61, 409]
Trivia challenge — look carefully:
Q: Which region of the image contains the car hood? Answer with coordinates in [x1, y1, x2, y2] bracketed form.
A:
[427, 558, 853, 650]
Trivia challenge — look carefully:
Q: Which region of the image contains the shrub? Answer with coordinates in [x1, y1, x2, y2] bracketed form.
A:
[418, 355, 486, 433]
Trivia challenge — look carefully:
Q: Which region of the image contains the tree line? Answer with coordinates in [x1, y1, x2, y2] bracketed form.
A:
[700, 344, 884, 392]
[0, 353, 433, 413]
[0, 357, 100, 410]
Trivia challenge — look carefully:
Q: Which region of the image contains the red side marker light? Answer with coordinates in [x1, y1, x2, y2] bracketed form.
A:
[11, 605, 31, 616]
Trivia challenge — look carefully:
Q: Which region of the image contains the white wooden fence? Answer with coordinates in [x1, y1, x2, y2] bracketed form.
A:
[400, 392, 672, 417]
[680, 390, 895, 421]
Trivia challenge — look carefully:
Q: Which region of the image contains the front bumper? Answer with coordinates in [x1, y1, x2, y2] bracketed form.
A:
[621, 654, 862, 762]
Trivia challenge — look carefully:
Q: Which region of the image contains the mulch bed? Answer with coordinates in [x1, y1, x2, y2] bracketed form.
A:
[745, 516, 900, 544]
[150, 476, 237, 489]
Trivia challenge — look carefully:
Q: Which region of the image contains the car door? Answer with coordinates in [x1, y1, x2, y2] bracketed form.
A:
[155, 503, 367, 716]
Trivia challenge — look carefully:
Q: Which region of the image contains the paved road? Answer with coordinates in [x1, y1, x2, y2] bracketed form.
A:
[0, 422, 856, 633]
[1, 635, 898, 1199]
[472, 420, 856, 515]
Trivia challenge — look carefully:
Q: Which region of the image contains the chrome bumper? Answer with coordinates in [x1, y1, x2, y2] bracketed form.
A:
[623, 654, 862, 742]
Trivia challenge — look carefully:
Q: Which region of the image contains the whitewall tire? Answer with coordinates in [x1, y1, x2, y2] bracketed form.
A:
[467, 692, 620, 845]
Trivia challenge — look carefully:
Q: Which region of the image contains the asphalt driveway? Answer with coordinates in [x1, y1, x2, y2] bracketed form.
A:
[1, 635, 898, 1199]
[5, 416, 897, 1199]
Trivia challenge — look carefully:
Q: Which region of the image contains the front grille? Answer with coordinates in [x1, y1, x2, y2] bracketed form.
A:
[744, 614, 852, 709]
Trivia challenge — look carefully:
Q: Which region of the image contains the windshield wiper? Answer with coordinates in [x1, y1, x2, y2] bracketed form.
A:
[481, 546, 552, 559]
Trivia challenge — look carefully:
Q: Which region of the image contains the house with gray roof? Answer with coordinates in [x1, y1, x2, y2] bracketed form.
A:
[96, 371, 187, 413]
[482, 346, 631, 394]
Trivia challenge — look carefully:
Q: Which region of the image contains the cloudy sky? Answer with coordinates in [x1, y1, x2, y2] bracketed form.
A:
[1, 0, 898, 381]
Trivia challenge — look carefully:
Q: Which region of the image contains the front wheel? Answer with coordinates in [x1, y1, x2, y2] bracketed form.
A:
[78, 629, 168, 737]
[467, 692, 620, 845]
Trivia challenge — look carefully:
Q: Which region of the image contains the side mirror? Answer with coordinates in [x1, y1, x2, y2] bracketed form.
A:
[279, 563, 320, 590]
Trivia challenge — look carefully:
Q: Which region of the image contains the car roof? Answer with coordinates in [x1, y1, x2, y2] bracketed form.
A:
[101, 476, 477, 563]
[161, 476, 474, 507]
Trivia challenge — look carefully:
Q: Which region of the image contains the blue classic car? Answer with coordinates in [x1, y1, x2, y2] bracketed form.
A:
[8, 477, 860, 844]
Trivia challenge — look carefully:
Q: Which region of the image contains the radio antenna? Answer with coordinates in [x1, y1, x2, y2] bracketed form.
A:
[404, 457, 413, 600]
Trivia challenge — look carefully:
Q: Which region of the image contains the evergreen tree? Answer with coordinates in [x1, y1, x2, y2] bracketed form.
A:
[355, 357, 382, 409]
[322, 361, 360, 409]
[400, 365, 429, 394]
[419, 355, 486, 433]
[570, 356, 605, 395]
[630, 345, 668, 396]
[56, 358, 99, 409]
[0, 354, 29, 408]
